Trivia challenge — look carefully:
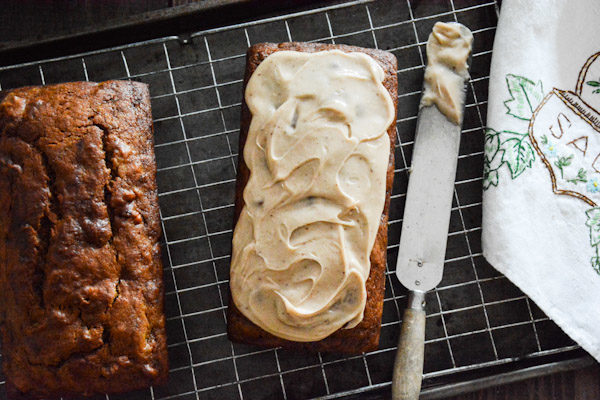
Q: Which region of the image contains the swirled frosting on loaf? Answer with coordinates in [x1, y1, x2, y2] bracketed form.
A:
[231, 50, 394, 341]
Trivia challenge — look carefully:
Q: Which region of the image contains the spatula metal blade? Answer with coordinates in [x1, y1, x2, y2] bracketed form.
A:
[395, 105, 462, 292]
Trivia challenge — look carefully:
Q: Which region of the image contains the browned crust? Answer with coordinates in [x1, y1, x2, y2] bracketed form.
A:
[0, 81, 167, 398]
[227, 42, 398, 353]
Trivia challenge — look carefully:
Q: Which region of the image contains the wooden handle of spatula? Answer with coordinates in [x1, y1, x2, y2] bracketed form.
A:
[392, 294, 426, 400]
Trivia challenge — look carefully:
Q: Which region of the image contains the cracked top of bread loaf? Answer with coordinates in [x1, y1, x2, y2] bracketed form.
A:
[0, 80, 167, 398]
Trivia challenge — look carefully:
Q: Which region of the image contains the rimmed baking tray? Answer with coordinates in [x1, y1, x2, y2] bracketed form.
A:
[0, 1, 594, 399]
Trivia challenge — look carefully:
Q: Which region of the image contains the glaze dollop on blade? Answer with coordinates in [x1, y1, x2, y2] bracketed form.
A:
[421, 21, 473, 124]
[230, 50, 394, 342]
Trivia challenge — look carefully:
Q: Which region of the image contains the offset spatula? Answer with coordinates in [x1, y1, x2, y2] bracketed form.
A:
[392, 22, 473, 400]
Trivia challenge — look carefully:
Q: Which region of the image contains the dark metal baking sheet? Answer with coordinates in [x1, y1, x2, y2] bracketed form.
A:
[0, 1, 592, 399]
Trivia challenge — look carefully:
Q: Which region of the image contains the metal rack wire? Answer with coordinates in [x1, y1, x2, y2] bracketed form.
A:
[0, 1, 583, 399]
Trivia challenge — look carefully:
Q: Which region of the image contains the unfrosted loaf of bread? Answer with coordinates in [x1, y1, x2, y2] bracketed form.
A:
[0, 81, 168, 398]
[227, 42, 398, 353]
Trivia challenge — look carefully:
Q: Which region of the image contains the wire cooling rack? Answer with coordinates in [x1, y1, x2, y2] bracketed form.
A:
[0, 1, 587, 399]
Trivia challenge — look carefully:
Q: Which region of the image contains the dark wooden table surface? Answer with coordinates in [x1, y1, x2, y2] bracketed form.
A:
[2, 1, 598, 399]
[446, 365, 600, 400]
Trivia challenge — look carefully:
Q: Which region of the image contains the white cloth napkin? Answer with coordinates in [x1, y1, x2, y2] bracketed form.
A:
[482, 0, 600, 361]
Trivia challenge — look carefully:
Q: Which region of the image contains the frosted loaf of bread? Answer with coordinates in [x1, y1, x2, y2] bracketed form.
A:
[230, 49, 395, 342]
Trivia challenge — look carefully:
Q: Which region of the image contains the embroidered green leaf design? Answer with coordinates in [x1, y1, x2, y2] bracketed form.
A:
[553, 154, 574, 179]
[504, 74, 545, 120]
[587, 207, 600, 274]
[484, 128, 505, 169]
[565, 155, 573, 165]
[541, 134, 548, 145]
[588, 80, 600, 94]
[567, 168, 587, 184]
[484, 128, 500, 162]
[483, 129, 506, 190]
[585, 208, 600, 247]
[500, 132, 536, 179]
[483, 168, 499, 189]
[591, 257, 600, 274]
